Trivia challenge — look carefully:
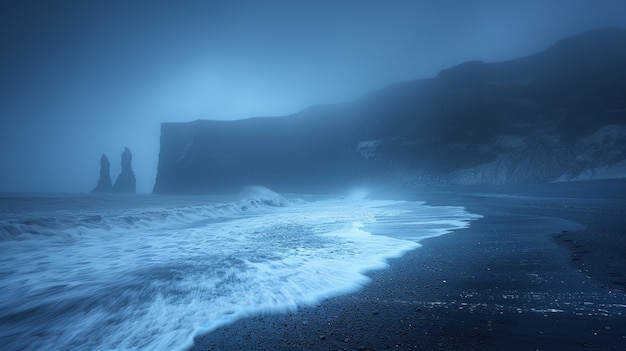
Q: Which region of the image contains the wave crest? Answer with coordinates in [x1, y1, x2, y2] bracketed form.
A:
[0, 187, 296, 241]
[240, 186, 291, 208]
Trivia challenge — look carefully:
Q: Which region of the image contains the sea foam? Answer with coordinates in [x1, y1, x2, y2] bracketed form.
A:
[0, 189, 480, 351]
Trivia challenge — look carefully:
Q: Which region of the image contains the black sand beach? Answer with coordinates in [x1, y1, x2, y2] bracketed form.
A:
[191, 179, 626, 351]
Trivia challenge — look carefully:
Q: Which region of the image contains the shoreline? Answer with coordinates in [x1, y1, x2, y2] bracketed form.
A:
[191, 180, 626, 350]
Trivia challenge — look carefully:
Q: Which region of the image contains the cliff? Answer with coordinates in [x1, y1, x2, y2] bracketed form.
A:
[153, 112, 359, 193]
[153, 28, 626, 194]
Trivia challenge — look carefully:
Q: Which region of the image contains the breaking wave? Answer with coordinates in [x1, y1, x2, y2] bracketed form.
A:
[0, 187, 290, 241]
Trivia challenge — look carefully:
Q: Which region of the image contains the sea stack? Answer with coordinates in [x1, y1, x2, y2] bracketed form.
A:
[91, 154, 113, 193]
[112, 147, 136, 193]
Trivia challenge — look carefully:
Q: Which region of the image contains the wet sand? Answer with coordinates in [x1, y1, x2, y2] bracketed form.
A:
[191, 179, 626, 350]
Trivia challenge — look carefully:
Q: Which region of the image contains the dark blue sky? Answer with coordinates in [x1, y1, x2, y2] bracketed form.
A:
[1, 0, 626, 193]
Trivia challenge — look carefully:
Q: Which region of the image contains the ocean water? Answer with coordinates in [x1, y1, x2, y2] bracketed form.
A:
[0, 187, 480, 351]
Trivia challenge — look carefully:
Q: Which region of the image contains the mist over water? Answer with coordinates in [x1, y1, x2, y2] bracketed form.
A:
[0, 188, 479, 351]
[0, 2, 623, 350]
[2, 1, 626, 193]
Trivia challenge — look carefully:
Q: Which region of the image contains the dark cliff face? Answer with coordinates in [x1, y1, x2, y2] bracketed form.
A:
[153, 28, 626, 194]
[153, 112, 361, 194]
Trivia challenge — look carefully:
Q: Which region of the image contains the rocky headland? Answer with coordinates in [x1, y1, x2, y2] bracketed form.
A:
[153, 28, 626, 194]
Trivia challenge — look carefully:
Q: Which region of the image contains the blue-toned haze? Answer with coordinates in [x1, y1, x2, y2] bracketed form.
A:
[1, 0, 625, 193]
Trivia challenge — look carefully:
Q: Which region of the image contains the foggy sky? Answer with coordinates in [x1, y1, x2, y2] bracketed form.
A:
[1, 0, 626, 193]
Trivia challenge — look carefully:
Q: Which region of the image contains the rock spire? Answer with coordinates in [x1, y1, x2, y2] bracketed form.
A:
[112, 147, 136, 193]
[91, 154, 113, 193]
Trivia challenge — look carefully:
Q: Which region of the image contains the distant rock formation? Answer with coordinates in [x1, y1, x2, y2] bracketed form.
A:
[153, 28, 626, 194]
[91, 154, 113, 193]
[113, 147, 136, 193]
